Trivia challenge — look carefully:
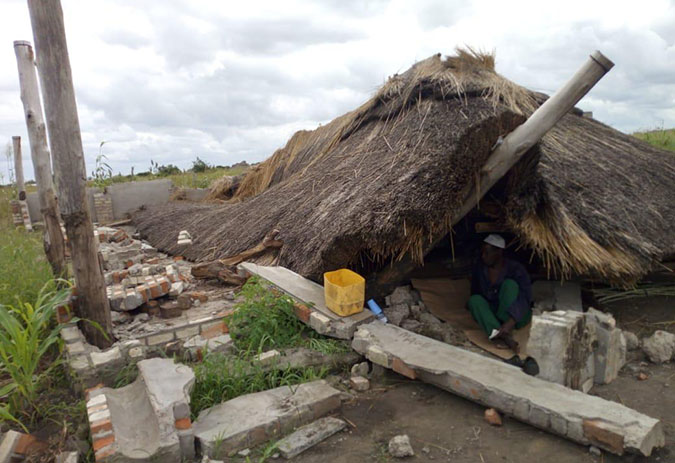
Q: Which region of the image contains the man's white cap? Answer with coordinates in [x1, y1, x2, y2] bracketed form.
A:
[484, 234, 505, 249]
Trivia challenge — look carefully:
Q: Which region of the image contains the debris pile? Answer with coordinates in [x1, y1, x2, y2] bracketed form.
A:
[382, 285, 467, 346]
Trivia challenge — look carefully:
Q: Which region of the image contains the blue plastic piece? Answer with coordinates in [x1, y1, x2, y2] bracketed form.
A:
[367, 299, 388, 323]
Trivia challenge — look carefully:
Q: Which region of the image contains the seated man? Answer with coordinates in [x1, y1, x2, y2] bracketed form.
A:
[467, 234, 532, 353]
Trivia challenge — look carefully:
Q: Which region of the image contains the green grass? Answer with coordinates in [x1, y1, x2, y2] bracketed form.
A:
[226, 277, 349, 355]
[190, 352, 328, 419]
[0, 283, 71, 429]
[91, 165, 249, 190]
[0, 187, 55, 307]
[633, 127, 675, 152]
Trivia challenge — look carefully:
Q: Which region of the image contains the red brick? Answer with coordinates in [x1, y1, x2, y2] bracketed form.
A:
[201, 321, 226, 339]
[175, 418, 191, 430]
[56, 304, 73, 324]
[188, 292, 209, 303]
[85, 384, 104, 401]
[137, 285, 150, 302]
[93, 434, 115, 451]
[149, 283, 161, 299]
[294, 303, 311, 323]
[173, 256, 184, 261]
[392, 357, 417, 380]
[14, 433, 46, 455]
[95, 444, 116, 461]
[159, 279, 170, 293]
[91, 418, 113, 435]
[583, 419, 624, 454]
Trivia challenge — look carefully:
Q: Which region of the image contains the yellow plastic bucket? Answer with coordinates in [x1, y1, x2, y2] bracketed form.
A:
[323, 269, 365, 317]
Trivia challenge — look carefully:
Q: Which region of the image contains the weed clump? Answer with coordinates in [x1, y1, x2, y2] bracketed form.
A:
[226, 277, 349, 355]
[190, 353, 328, 419]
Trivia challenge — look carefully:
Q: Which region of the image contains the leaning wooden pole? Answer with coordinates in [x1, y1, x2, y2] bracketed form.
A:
[374, 51, 614, 295]
[12, 136, 25, 200]
[455, 51, 614, 221]
[27, 0, 112, 347]
[14, 40, 67, 278]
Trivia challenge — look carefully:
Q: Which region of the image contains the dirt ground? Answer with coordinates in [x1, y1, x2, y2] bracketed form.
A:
[288, 296, 675, 463]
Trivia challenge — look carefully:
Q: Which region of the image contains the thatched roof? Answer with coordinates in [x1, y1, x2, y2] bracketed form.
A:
[134, 50, 675, 285]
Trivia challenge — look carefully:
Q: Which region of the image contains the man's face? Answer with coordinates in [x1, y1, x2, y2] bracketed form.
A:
[481, 243, 502, 267]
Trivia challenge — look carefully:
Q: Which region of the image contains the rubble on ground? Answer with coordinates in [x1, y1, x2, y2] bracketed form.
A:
[276, 417, 347, 459]
[641, 330, 675, 363]
[388, 434, 415, 458]
[382, 285, 467, 346]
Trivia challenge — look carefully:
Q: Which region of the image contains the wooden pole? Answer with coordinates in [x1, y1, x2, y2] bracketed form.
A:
[27, 0, 112, 347]
[12, 136, 25, 200]
[373, 51, 614, 296]
[455, 51, 614, 221]
[14, 40, 67, 278]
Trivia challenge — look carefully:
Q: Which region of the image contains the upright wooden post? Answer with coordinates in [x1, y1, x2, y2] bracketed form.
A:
[27, 0, 112, 347]
[14, 40, 67, 278]
[12, 136, 25, 200]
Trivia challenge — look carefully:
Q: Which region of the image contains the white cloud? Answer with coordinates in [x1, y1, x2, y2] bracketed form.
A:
[0, 0, 673, 180]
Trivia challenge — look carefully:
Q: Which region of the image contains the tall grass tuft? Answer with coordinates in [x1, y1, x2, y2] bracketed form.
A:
[226, 277, 350, 355]
[190, 352, 328, 419]
[0, 282, 71, 428]
[633, 127, 675, 152]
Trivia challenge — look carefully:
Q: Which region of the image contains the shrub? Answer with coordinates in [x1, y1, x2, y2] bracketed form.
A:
[191, 156, 210, 173]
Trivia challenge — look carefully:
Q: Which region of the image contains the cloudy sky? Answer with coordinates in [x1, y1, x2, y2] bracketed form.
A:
[0, 0, 673, 180]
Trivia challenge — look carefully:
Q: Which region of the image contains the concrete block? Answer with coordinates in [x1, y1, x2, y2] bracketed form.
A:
[194, 380, 341, 457]
[277, 417, 347, 458]
[352, 322, 664, 457]
[61, 326, 83, 344]
[585, 308, 626, 384]
[0, 431, 22, 463]
[527, 311, 595, 391]
[90, 346, 122, 369]
[253, 349, 281, 365]
[309, 312, 331, 334]
[350, 376, 370, 391]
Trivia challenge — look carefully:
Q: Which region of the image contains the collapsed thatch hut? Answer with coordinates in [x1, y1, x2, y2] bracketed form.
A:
[135, 50, 675, 289]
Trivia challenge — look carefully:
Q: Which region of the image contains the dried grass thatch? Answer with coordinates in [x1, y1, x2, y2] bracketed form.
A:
[204, 175, 242, 202]
[134, 49, 675, 286]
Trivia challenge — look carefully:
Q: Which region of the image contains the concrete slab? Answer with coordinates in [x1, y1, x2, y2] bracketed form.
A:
[239, 263, 375, 339]
[94, 358, 195, 462]
[194, 380, 342, 458]
[351, 322, 664, 457]
[277, 417, 346, 458]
